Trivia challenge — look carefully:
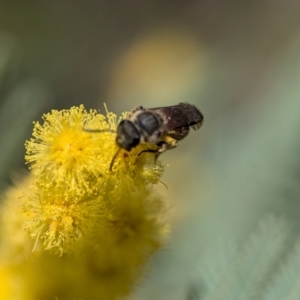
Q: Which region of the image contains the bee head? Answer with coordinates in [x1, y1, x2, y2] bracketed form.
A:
[116, 120, 140, 151]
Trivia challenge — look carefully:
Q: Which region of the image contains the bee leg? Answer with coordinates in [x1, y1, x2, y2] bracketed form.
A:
[157, 139, 179, 153]
[137, 138, 179, 161]
[138, 148, 161, 162]
[138, 148, 159, 157]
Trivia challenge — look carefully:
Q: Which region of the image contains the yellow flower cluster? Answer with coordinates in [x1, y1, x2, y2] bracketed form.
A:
[0, 105, 167, 300]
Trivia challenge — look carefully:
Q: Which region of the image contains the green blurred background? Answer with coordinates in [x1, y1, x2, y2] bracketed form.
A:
[1, 1, 300, 299]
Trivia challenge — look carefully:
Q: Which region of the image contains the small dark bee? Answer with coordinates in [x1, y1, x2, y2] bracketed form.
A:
[85, 103, 203, 170]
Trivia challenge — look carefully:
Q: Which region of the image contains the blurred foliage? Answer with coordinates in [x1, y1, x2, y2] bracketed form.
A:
[189, 216, 295, 300]
[0, 1, 300, 299]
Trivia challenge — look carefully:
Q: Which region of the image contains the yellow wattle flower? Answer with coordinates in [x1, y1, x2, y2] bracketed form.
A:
[0, 104, 168, 299]
[23, 189, 107, 255]
[25, 105, 116, 196]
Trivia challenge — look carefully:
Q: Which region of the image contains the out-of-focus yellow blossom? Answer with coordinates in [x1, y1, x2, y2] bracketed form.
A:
[0, 105, 168, 300]
[0, 175, 37, 264]
[0, 267, 15, 299]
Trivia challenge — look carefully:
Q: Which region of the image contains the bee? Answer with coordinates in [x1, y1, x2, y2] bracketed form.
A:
[85, 103, 203, 170]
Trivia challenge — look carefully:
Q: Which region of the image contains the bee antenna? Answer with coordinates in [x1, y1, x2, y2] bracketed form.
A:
[83, 128, 116, 133]
[110, 148, 121, 171]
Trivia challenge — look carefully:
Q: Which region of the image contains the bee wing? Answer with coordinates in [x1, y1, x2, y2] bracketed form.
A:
[191, 123, 202, 130]
[148, 103, 203, 131]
